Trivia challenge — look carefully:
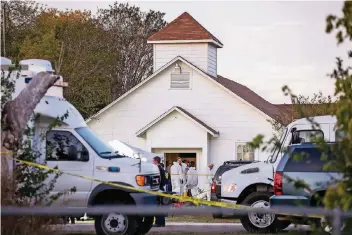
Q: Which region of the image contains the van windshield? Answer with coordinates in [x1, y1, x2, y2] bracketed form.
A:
[268, 127, 288, 163]
[75, 127, 126, 159]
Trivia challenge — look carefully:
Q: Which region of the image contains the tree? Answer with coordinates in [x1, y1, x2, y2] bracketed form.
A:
[273, 91, 337, 133]
[1, 0, 45, 60]
[1, 71, 60, 155]
[19, 8, 113, 118]
[1, 66, 76, 235]
[250, 1, 352, 231]
[96, 2, 166, 101]
[322, 0, 352, 214]
[14, 2, 167, 118]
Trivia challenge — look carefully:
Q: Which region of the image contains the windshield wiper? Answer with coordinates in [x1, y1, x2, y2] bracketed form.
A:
[99, 151, 126, 159]
[99, 151, 113, 154]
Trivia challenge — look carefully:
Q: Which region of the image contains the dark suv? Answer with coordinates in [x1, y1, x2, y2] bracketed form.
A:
[211, 160, 253, 218]
[269, 143, 348, 233]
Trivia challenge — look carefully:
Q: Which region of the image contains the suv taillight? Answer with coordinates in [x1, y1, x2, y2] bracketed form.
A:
[274, 172, 283, 195]
[211, 182, 216, 193]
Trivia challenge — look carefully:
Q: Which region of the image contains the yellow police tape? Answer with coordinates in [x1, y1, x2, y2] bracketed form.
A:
[1, 152, 323, 219]
[170, 173, 214, 177]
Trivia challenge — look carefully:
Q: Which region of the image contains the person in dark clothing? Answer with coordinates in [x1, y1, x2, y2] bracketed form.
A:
[160, 162, 172, 192]
[152, 156, 166, 227]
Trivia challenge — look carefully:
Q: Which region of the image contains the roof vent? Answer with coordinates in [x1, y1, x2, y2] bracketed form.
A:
[1, 57, 12, 65]
[19, 59, 54, 77]
[170, 72, 190, 89]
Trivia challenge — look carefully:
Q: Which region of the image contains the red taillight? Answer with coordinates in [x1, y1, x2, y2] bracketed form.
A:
[274, 172, 283, 195]
[211, 182, 216, 193]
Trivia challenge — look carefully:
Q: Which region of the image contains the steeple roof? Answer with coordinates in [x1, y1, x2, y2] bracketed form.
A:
[148, 12, 223, 48]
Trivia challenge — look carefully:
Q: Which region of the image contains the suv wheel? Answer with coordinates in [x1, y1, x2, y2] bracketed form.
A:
[94, 200, 137, 235]
[240, 192, 290, 233]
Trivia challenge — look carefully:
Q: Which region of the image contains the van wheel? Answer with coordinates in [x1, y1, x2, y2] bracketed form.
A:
[134, 216, 154, 235]
[240, 192, 290, 233]
[94, 200, 137, 235]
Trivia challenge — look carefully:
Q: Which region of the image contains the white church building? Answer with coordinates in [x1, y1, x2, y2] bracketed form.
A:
[86, 12, 284, 177]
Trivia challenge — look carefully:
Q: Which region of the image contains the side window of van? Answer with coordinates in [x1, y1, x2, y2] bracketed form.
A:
[283, 148, 332, 172]
[46, 130, 88, 161]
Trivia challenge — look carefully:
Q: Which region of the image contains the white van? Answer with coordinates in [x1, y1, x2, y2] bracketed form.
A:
[2, 58, 162, 235]
[220, 115, 337, 233]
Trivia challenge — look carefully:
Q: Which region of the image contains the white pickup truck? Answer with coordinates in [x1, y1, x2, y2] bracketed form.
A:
[2, 57, 164, 235]
[220, 115, 338, 233]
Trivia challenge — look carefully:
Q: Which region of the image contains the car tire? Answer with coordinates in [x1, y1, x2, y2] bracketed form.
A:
[240, 192, 290, 233]
[134, 216, 154, 235]
[94, 200, 138, 235]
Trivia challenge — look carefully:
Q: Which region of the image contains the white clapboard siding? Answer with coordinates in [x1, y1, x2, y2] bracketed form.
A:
[154, 43, 209, 73]
[88, 61, 274, 166]
[207, 44, 217, 77]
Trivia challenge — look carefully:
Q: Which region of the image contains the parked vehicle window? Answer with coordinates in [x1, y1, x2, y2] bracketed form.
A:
[214, 166, 233, 182]
[46, 130, 88, 161]
[290, 130, 324, 144]
[236, 143, 254, 161]
[284, 147, 333, 172]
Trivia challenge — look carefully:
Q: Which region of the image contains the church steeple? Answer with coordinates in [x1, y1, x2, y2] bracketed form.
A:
[148, 12, 222, 77]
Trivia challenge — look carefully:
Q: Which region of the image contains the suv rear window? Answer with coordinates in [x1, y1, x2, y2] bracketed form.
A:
[214, 166, 233, 182]
[214, 160, 253, 182]
[284, 147, 334, 172]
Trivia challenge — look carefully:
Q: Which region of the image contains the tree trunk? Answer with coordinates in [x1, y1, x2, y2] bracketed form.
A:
[1, 72, 60, 176]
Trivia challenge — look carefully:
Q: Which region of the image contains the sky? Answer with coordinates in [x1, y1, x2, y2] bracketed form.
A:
[40, 0, 351, 104]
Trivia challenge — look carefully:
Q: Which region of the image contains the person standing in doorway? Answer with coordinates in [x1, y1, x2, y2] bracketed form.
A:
[152, 156, 166, 227]
[170, 157, 186, 195]
[206, 163, 215, 201]
[186, 161, 198, 197]
[166, 161, 172, 174]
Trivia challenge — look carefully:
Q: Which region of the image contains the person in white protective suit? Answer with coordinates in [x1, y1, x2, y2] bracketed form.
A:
[170, 157, 186, 195]
[185, 161, 198, 197]
[206, 163, 215, 201]
[194, 163, 215, 201]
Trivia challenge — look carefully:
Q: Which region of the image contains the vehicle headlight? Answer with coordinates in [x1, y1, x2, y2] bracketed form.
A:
[224, 184, 237, 192]
[136, 175, 148, 186]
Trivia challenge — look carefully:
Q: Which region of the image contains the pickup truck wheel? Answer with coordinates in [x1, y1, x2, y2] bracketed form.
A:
[94, 200, 137, 235]
[240, 192, 289, 233]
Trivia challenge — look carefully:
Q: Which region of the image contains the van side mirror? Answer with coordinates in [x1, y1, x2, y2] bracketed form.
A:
[68, 145, 78, 160]
[80, 149, 89, 162]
